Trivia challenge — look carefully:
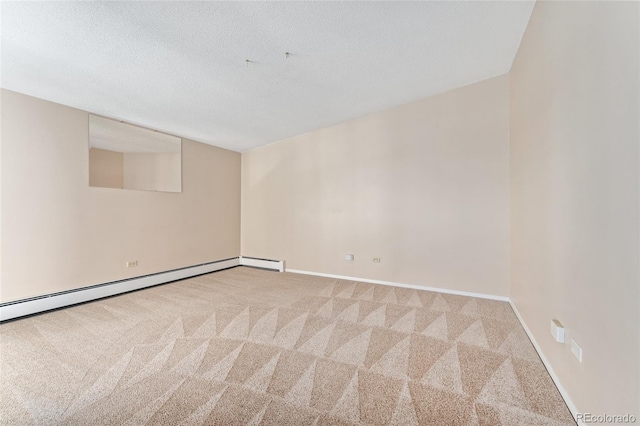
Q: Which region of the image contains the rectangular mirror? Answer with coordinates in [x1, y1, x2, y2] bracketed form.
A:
[89, 115, 182, 193]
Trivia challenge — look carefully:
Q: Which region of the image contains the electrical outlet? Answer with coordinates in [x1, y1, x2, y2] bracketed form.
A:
[571, 339, 583, 362]
[345, 254, 354, 261]
[550, 319, 565, 343]
[126, 260, 138, 268]
[372, 257, 381, 263]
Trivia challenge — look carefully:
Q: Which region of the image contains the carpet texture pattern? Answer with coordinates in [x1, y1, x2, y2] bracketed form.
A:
[0, 267, 575, 425]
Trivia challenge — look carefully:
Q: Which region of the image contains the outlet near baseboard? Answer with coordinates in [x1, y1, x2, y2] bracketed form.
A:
[571, 339, 583, 362]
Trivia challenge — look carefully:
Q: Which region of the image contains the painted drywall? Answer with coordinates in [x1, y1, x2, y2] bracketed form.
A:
[0, 89, 241, 303]
[0, 91, 3, 288]
[89, 148, 124, 189]
[123, 152, 181, 193]
[242, 74, 510, 297]
[510, 1, 639, 417]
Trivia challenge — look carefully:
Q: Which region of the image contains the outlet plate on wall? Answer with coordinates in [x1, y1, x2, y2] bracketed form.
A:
[571, 339, 583, 362]
[550, 319, 565, 343]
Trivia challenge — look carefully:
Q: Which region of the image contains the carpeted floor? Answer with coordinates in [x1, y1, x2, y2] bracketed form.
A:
[0, 267, 575, 425]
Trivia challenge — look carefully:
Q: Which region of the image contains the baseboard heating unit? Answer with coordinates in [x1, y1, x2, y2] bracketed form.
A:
[0, 257, 240, 322]
[239, 256, 285, 272]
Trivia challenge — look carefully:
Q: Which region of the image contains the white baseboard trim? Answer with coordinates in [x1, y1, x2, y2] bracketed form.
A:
[0, 257, 240, 322]
[285, 268, 509, 301]
[509, 300, 581, 425]
[240, 256, 284, 272]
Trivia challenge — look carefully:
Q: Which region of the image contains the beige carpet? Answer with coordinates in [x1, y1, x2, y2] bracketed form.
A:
[0, 266, 575, 425]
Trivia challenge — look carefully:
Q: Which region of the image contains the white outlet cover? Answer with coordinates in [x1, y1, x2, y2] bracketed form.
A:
[345, 254, 354, 261]
[571, 339, 583, 362]
[550, 319, 565, 343]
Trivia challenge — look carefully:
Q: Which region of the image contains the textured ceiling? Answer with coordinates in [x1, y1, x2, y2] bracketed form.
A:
[1, 1, 534, 152]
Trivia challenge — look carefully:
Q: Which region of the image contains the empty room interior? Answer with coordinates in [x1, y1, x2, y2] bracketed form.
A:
[0, 1, 638, 425]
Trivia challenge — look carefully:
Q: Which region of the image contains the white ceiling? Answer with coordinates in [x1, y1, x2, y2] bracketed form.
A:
[1, 1, 534, 152]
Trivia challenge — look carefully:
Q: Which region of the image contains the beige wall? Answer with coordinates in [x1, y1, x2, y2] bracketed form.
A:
[510, 1, 639, 417]
[242, 75, 510, 297]
[123, 152, 181, 192]
[0, 89, 241, 303]
[89, 148, 124, 189]
[0, 91, 3, 287]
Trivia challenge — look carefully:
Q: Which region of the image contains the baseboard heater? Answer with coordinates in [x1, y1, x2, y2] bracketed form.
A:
[239, 256, 284, 272]
[0, 257, 240, 322]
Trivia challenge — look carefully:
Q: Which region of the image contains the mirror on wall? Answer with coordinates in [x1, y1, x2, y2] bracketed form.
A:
[89, 115, 182, 193]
